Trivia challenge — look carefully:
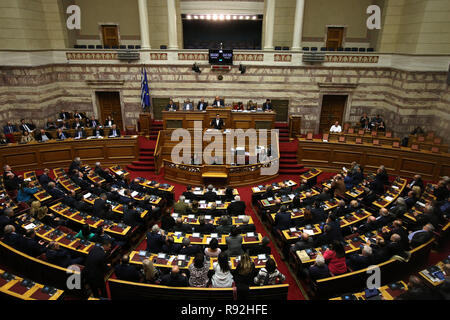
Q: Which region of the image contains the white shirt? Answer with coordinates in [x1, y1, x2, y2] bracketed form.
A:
[330, 125, 342, 133]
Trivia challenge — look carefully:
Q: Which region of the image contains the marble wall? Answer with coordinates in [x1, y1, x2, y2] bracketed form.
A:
[0, 62, 448, 143]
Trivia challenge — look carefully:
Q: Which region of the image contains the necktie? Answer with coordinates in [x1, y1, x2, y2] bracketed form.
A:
[9, 126, 12, 133]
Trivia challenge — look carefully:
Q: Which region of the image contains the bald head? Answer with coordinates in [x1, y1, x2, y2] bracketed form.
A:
[171, 266, 180, 275]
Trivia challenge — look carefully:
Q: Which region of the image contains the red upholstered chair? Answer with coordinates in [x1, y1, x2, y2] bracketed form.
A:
[371, 131, 377, 137]
[417, 136, 425, 142]
[358, 129, 364, 135]
[322, 133, 329, 141]
[355, 137, 363, 144]
[306, 132, 313, 140]
[392, 141, 400, 148]
[433, 137, 442, 144]
[385, 132, 392, 138]
[373, 139, 380, 146]
[431, 147, 440, 153]
[338, 135, 346, 143]
[348, 128, 355, 134]
[426, 131, 435, 140]
[411, 144, 419, 151]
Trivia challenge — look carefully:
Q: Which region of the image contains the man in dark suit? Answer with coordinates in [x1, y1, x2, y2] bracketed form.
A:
[69, 157, 82, 176]
[160, 266, 188, 287]
[211, 96, 224, 107]
[36, 129, 53, 142]
[59, 109, 71, 120]
[182, 185, 196, 201]
[108, 124, 121, 138]
[72, 118, 84, 129]
[93, 193, 112, 220]
[123, 202, 143, 228]
[93, 126, 105, 137]
[262, 99, 273, 111]
[194, 216, 216, 234]
[346, 245, 373, 270]
[274, 205, 291, 231]
[165, 99, 178, 111]
[46, 242, 83, 268]
[2, 225, 23, 249]
[57, 120, 69, 130]
[162, 236, 182, 255]
[87, 116, 99, 128]
[406, 175, 424, 194]
[404, 190, 418, 209]
[173, 218, 192, 233]
[146, 225, 166, 253]
[179, 238, 200, 256]
[94, 162, 114, 183]
[387, 234, 408, 259]
[197, 98, 208, 111]
[0, 208, 14, 237]
[409, 224, 434, 248]
[46, 181, 67, 199]
[227, 196, 246, 216]
[73, 110, 86, 120]
[82, 240, 112, 298]
[237, 216, 256, 234]
[19, 119, 35, 134]
[210, 114, 224, 129]
[71, 170, 90, 189]
[74, 127, 87, 139]
[204, 185, 217, 203]
[20, 230, 46, 257]
[3, 121, 18, 135]
[114, 255, 142, 282]
[56, 128, 70, 140]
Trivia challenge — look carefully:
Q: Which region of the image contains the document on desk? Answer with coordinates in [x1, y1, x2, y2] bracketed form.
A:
[83, 193, 92, 199]
[384, 196, 394, 202]
[304, 229, 315, 236]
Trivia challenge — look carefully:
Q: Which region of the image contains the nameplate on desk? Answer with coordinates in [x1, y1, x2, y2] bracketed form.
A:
[157, 253, 167, 259]
[188, 214, 195, 219]
[178, 254, 186, 261]
[211, 233, 219, 238]
[205, 215, 212, 220]
[83, 193, 92, 199]
[139, 251, 147, 257]
[246, 232, 255, 237]
[303, 229, 314, 236]
[289, 227, 297, 233]
[384, 196, 394, 202]
[192, 233, 200, 238]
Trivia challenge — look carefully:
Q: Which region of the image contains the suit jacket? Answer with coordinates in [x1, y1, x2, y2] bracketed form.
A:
[46, 248, 73, 268]
[165, 104, 178, 111]
[38, 173, 52, 187]
[162, 243, 182, 255]
[211, 99, 224, 107]
[197, 101, 208, 110]
[179, 244, 201, 256]
[274, 211, 292, 230]
[410, 231, 433, 248]
[262, 102, 273, 111]
[72, 121, 85, 129]
[108, 128, 121, 138]
[210, 118, 224, 130]
[87, 119, 100, 128]
[227, 201, 246, 216]
[73, 112, 86, 119]
[183, 103, 194, 110]
[173, 223, 192, 233]
[93, 198, 109, 219]
[114, 263, 142, 282]
[59, 112, 71, 120]
[47, 186, 66, 199]
[194, 223, 216, 234]
[3, 124, 18, 134]
[93, 128, 105, 137]
[83, 246, 109, 285]
[160, 273, 188, 287]
[20, 236, 46, 257]
[19, 123, 34, 133]
[309, 264, 330, 281]
[204, 191, 218, 203]
[74, 129, 87, 139]
[146, 232, 165, 253]
[56, 131, 71, 140]
[104, 119, 115, 127]
[36, 131, 53, 142]
[68, 161, 81, 176]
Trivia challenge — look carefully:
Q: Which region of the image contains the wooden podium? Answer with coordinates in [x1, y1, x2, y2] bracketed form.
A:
[289, 115, 301, 139]
[139, 113, 152, 135]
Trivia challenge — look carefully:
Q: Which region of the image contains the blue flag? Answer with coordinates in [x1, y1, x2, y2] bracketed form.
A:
[141, 67, 150, 109]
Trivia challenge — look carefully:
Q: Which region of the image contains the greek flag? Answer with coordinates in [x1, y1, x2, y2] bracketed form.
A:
[140, 67, 150, 109]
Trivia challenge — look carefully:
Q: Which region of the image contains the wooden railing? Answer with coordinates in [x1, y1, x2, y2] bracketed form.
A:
[154, 130, 163, 175]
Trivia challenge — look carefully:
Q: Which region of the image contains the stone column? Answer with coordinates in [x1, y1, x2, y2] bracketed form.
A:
[138, 0, 151, 49]
[291, 0, 305, 51]
[263, 0, 276, 50]
[167, 0, 178, 49]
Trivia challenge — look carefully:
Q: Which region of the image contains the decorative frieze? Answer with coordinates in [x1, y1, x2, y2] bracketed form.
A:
[325, 55, 379, 63]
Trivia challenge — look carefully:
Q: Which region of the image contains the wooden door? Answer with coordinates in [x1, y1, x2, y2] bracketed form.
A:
[152, 97, 170, 120]
[271, 99, 289, 122]
[319, 95, 347, 133]
[326, 27, 344, 49]
[101, 25, 119, 47]
[97, 92, 123, 130]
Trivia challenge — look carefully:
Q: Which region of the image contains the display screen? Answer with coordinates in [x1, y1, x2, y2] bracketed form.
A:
[209, 49, 233, 65]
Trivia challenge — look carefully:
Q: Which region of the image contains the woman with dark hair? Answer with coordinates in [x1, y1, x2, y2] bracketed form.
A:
[211, 252, 233, 288]
[254, 258, 285, 285]
[224, 186, 234, 202]
[323, 240, 347, 276]
[188, 253, 210, 287]
[204, 237, 221, 258]
[226, 225, 244, 256]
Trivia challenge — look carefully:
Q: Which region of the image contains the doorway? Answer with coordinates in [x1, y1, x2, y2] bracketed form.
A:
[101, 25, 119, 47]
[96, 92, 123, 130]
[326, 27, 344, 50]
[319, 95, 347, 133]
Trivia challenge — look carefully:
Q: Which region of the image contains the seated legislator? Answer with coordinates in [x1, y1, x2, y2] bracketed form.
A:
[197, 98, 208, 111]
[246, 100, 256, 111]
[3, 121, 18, 135]
[359, 113, 370, 128]
[166, 99, 178, 111]
[59, 109, 71, 121]
[20, 131, 35, 144]
[210, 114, 224, 130]
[87, 116, 100, 128]
[108, 124, 121, 138]
[19, 119, 35, 134]
[329, 121, 342, 133]
[370, 114, 383, 130]
[45, 118, 57, 130]
[212, 96, 225, 107]
[73, 110, 86, 120]
[72, 118, 84, 129]
[93, 126, 105, 138]
[115, 255, 143, 283]
[262, 99, 273, 111]
[56, 128, 70, 140]
[57, 120, 69, 130]
[0, 133, 8, 145]
[36, 129, 53, 142]
[233, 101, 245, 111]
[104, 115, 114, 128]
[183, 99, 194, 111]
[74, 127, 87, 139]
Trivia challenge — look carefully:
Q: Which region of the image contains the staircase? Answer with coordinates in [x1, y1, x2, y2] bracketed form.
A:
[278, 141, 308, 175]
[275, 122, 290, 143]
[127, 122, 161, 172]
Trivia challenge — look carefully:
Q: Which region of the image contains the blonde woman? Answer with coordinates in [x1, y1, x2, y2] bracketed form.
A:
[233, 253, 256, 290]
[30, 201, 54, 224]
[142, 259, 160, 284]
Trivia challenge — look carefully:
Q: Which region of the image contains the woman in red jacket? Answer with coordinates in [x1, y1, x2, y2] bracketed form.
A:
[323, 240, 347, 276]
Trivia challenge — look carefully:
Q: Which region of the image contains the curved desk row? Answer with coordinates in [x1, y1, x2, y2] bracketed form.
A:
[0, 137, 139, 172]
[297, 139, 450, 181]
